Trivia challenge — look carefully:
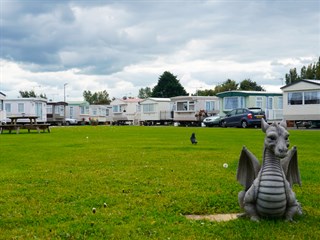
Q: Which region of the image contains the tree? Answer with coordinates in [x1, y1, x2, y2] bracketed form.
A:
[138, 87, 152, 99]
[96, 90, 111, 104]
[193, 89, 215, 96]
[285, 68, 299, 84]
[305, 64, 315, 79]
[39, 93, 47, 99]
[19, 90, 47, 99]
[83, 90, 111, 104]
[316, 57, 320, 79]
[239, 79, 265, 91]
[192, 78, 265, 96]
[151, 71, 188, 97]
[83, 90, 93, 103]
[213, 79, 238, 94]
[300, 66, 307, 80]
[285, 57, 320, 83]
[19, 90, 36, 98]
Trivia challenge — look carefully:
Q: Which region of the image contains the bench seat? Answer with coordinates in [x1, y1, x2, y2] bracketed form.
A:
[0, 124, 51, 134]
[0, 124, 22, 134]
[23, 124, 51, 133]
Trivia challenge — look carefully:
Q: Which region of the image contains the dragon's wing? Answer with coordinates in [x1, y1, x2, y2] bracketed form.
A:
[281, 146, 301, 187]
[237, 146, 261, 190]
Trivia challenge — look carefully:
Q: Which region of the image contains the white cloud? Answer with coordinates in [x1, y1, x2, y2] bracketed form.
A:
[1, 1, 319, 100]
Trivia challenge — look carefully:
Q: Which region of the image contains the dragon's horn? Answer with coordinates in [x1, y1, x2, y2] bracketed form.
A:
[261, 118, 269, 133]
[279, 119, 287, 129]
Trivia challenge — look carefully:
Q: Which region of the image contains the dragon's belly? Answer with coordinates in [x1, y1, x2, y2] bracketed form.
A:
[256, 169, 287, 217]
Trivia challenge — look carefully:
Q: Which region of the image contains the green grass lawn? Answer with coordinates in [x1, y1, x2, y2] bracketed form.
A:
[0, 126, 319, 239]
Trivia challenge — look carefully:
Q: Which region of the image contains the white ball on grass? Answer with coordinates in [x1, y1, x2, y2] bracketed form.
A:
[223, 163, 228, 168]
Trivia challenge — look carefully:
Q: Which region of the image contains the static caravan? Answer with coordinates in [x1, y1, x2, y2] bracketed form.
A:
[216, 91, 283, 122]
[281, 79, 320, 126]
[46, 101, 68, 125]
[111, 98, 142, 125]
[66, 101, 90, 124]
[139, 98, 173, 125]
[4, 98, 47, 123]
[171, 96, 220, 126]
[89, 105, 112, 124]
[0, 92, 6, 123]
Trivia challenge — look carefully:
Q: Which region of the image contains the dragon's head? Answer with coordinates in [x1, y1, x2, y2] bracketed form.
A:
[261, 118, 290, 158]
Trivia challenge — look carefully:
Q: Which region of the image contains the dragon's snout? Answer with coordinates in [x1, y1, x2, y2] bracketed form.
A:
[275, 145, 288, 158]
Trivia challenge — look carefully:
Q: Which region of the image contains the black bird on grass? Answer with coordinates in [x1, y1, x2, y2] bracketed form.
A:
[190, 133, 197, 144]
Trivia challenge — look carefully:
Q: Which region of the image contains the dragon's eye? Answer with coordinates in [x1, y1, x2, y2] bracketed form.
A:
[268, 135, 277, 141]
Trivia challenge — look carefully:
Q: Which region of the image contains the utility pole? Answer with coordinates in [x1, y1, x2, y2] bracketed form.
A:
[64, 83, 68, 124]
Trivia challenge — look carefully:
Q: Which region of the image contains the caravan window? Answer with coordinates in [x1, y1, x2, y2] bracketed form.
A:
[189, 101, 195, 111]
[224, 97, 245, 110]
[47, 105, 53, 114]
[56, 106, 63, 115]
[177, 101, 194, 111]
[69, 106, 75, 117]
[143, 104, 155, 113]
[256, 97, 263, 108]
[304, 91, 320, 104]
[177, 101, 188, 111]
[267, 97, 273, 109]
[288, 92, 303, 105]
[112, 105, 122, 113]
[278, 97, 283, 109]
[5, 103, 11, 113]
[205, 101, 216, 111]
[80, 106, 89, 114]
[18, 103, 25, 113]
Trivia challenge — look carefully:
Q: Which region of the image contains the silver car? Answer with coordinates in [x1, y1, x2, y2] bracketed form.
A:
[203, 115, 222, 127]
[65, 118, 78, 125]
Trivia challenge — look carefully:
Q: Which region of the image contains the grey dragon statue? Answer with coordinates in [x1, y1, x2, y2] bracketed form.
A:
[237, 118, 302, 221]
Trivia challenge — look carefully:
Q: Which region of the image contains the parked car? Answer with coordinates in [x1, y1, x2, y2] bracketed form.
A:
[295, 120, 320, 129]
[203, 115, 222, 127]
[65, 118, 78, 125]
[221, 108, 265, 128]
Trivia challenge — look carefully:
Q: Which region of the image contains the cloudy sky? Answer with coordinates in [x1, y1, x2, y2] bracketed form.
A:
[1, 0, 319, 101]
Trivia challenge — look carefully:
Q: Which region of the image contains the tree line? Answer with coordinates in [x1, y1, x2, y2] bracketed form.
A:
[285, 57, 320, 84]
[19, 57, 320, 104]
[138, 72, 265, 98]
[19, 90, 47, 99]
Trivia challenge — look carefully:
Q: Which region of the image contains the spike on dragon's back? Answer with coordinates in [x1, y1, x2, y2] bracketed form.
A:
[237, 118, 302, 221]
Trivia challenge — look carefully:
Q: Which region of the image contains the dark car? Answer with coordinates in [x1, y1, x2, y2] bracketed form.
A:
[221, 108, 265, 128]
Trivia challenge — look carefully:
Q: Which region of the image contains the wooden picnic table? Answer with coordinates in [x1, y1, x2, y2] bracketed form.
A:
[0, 116, 50, 134]
[9, 116, 39, 125]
